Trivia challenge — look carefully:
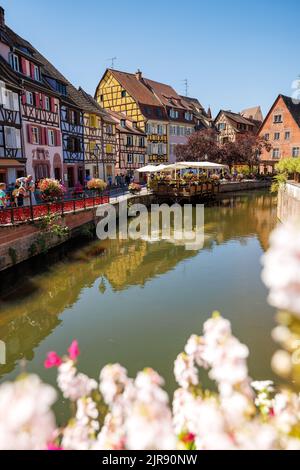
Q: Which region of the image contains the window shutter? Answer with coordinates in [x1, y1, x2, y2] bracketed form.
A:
[27, 125, 33, 144]
[44, 127, 48, 145]
[50, 97, 56, 113]
[35, 92, 41, 108]
[15, 129, 21, 149]
[21, 93, 26, 106]
[21, 57, 27, 75]
[41, 94, 46, 109]
[55, 130, 61, 147]
[30, 63, 35, 79]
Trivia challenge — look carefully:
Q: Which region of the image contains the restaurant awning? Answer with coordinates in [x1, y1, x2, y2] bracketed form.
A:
[0, 159, 25, 168]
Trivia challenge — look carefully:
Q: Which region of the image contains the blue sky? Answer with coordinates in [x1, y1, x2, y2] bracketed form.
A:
[1, 0, 299, 117]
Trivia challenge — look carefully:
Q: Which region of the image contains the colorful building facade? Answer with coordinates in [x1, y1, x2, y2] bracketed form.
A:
[259, 95, 300, 173]
[214, 109, 262, 144]
[107, 110, 147, 177]
[0, 58, 25, 184]
[96, 69, 170, 164]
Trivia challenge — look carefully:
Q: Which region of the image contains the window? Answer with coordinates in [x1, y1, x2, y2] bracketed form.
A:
[169, 108, 178, 119]
[274, 114, 282, 123]
[10, 53, 20, 72]
[139, 137, 145, 147]
[26, 91, 34, 106]
[274, 132, 280, 140]
[185, 112, 193, 121]
[156, 108, 163, 118]
[67, 136, 81, 152]
[106, 143, 113, 153]
[106, 124, 113, 134]
[292, 147, 300, 157]
[121, 90, 126, 98]
[127, 154, 133, 163]
[272, 148, 280, 159]
[218, 123, 226, 131]
[285, 131, 290, 140]
[48, 129, 55, 146]
[89, 115, 96, 128]
[127, 135, 133, 147]
[158, 143, 163, 155]
[146, 123, 152, 134]
[1, 87, 19, 111]
[33, 65, 40, 81]
[157, 125, 163, 135]
[4, 127, 21, 149]
[32, 127, 40, 144]
[100, 95, 103, 102]
[139, 155, 144, 164]
[264, 133, 270, 141]
[68, 109, 80, 125]
[133, 121, 137, 129]
[44, 96, 50, 111]
[120, 119, 126, 128]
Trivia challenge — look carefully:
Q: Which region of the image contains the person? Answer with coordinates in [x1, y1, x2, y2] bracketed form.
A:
[0, 183, 6, 210]
[108, 175, 112, 186]
[125, 174, 130, 186]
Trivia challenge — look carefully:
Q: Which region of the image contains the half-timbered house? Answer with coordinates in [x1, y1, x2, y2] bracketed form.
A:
[214, 109, 262, 144]
[75, 88, 117, 182]
[95, 69, 169, 164]
[107, 110, 146, 178]
[0, 56, 25, 184]
[0, 8, 63, 183]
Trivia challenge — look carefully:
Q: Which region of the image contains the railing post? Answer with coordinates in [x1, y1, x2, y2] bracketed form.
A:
[73, 198, 76, 214]
[83, 190, 86, 210]
[10, 206, 14, 225]
[29, 191, 34, 221]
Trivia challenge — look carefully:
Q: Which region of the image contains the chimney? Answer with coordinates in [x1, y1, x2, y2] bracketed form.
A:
[135, 69, 142, 81]
[0, 7, 5, 29]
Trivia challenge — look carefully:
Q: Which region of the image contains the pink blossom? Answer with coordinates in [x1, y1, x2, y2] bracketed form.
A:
[47, 443, 63, 451]
[68, 340, 80, 361]
[44, 352, 62, 369]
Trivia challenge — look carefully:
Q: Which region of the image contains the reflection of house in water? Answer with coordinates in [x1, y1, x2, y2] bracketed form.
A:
[0, 191, 277, 378]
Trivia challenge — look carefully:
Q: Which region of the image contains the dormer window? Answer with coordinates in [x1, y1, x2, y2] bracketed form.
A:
[33, 65, 40, 81]
[10, 53, 20, 72]
[121, 90, 126, 98]
[185, 112, 193, 121]
[169, 108, 178, 119]
[120, 119, 126, 128]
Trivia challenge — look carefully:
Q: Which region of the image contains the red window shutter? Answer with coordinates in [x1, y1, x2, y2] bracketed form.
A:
[50, 97, 56, 113]
[21, 57, 27, 75]
[30, 63, 35, 79]
[27, 125, 33, 144]
[44, 128, 48, 146]
[21, 93, 26, 105]
[41, 94, 46, 109]
[35, 92, 41, 108]
[55, 130, 61, 147]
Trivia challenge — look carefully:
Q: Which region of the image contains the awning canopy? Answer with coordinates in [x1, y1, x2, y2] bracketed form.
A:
[0, 159, 25, 168]
[160, 162, 229, 171]
[137, 164, 168, 173]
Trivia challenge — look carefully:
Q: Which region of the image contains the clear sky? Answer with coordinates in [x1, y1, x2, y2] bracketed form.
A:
[1, 0, 299, 117]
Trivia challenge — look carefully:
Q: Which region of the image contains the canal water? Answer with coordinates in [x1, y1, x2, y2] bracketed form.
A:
[0, 190, 278, 421]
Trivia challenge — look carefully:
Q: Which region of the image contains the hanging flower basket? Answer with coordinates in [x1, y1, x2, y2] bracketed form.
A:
[39, 178, 65, 202]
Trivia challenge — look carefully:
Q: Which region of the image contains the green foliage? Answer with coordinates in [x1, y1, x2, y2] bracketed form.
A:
[37, 214, 69, 238]
[28, 243, 38, 257]
[8, 247, 17, 265]
[78, 224, 95, 239]
[271, 173, 288, 193]
[275, 157, 300, 175]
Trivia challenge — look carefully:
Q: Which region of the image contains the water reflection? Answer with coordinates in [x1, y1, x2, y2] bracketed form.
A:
[0, 191, 277, 383]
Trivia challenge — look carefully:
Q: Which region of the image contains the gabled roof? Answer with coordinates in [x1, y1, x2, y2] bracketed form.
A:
[214, 109, 256, 127]
[259, 94, 300, 133]
[143, 78, 189, 110]
[108, 69, 163, 108]
[180, 95, 204, 112]
[241, 106, 263, 122]
[75, 87, 115, 123]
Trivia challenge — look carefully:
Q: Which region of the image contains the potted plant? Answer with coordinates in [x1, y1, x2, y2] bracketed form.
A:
[87, 178, 107, 195]
[128, 182, 142, 194]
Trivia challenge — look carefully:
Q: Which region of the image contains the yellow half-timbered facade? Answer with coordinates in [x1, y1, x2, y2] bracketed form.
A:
[95, 69, 169, 163]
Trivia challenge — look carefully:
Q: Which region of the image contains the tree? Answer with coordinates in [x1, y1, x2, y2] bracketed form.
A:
[175, 129, 222, 162]
[221, 133, 272, 171]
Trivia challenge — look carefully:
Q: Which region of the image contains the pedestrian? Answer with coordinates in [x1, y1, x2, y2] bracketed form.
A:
[0, 183, 6, 210]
